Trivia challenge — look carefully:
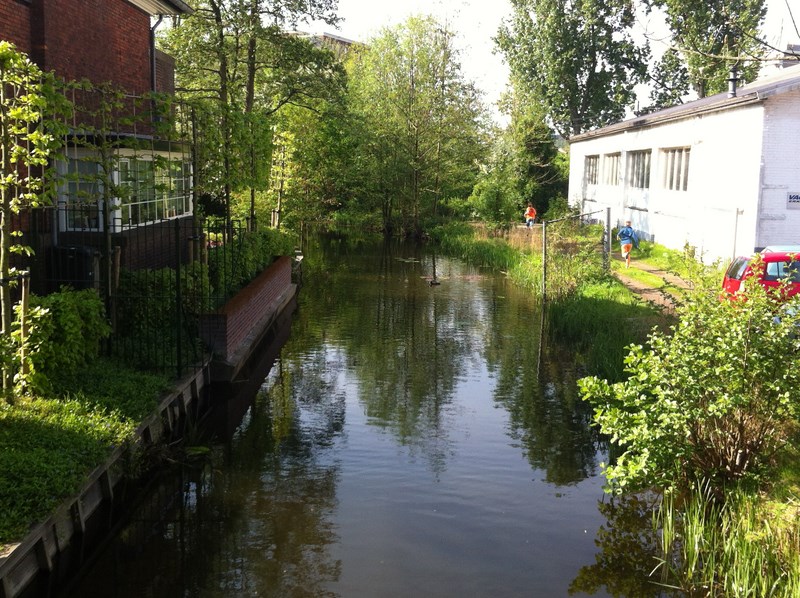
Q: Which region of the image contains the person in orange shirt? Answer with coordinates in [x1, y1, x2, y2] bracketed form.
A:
[524, 203, 537, 227]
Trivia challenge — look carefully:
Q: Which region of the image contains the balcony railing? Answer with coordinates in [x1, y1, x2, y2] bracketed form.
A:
[58, 194, 192, 233]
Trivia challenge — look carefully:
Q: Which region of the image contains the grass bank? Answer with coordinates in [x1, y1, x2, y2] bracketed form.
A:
[432, 221, 665, 381]
[0, 360, 171, 549]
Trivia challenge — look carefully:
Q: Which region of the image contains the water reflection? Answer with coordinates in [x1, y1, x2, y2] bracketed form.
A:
[571, 493, 678, 597]
[66, 234, 646, 596]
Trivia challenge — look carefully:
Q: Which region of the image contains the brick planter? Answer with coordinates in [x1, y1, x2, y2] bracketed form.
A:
[199, 256, 296, 380]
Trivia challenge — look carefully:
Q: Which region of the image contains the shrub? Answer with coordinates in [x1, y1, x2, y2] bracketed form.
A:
[579, 278, 800, 494]
[16, 288, 111, 395]
[114, 262, 211, 371]
[208, 228, 296, 301]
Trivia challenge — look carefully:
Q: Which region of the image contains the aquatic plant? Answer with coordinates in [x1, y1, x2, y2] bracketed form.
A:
[654, 482, 800, 596]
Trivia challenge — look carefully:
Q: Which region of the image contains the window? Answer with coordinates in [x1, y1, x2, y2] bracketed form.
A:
[117, 156, 192, 227]
[764, 260, 800, 282]
[662, 147, 690, 191]
[59, 157, 102, 230]
[585, 155, 599, 185]
[627, 150, 651, 189]
[603, 153, 620, 186]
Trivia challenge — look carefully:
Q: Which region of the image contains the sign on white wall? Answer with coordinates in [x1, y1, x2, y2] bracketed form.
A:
[788, 192, 800, 209]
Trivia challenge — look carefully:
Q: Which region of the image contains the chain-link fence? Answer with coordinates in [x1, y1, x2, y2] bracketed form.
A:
[541, 208, 611, 302]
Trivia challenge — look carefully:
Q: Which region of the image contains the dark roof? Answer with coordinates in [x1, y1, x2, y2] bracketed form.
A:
[127, 0, 193, 16]
[571, 64, 800, 142]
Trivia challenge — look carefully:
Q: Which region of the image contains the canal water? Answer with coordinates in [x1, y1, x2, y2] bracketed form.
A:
[64, 235, 648, 597]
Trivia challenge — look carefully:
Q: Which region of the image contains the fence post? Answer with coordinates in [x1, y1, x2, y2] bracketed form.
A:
[20, 273, 29, 379]
[541, 221, 547, 303]
[175, 218, 183, 378]
[605, 207, 611, 272]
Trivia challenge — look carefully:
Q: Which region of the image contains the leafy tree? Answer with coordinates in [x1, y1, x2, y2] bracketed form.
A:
[641, 46, 690, 112]
[643, 0, 767, 99]
[470, 94, 567, 227]
[497, 0, 649, 138]
[0, 43, 66, 397]
[507, 101, 567, 213]
[346, 16, 489, 235]
[159, 0, 343, 225]
[579, 266, 800, 495]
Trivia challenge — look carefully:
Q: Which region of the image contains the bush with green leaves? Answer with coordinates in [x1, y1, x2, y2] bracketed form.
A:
[579, 276, 800, 494]
[114, 261, 211, 371]
[16, 288, 111, 395]
[207, 228, 296, 301]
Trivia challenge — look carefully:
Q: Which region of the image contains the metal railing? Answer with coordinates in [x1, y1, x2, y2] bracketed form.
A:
[31, 214, 262, 377]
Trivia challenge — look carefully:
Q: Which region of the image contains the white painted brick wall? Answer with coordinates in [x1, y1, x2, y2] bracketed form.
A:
[757, 88, 800, 249]
[569, 102, 771, 263]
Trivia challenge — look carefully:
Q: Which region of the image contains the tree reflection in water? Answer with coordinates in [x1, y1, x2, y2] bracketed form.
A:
[570, 492, 681, 597]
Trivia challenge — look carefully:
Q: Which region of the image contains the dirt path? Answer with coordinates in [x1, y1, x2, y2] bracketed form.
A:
[611, 257, 691, 315]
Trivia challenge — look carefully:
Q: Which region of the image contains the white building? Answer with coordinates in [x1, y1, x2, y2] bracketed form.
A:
[567, 63, 800, 263]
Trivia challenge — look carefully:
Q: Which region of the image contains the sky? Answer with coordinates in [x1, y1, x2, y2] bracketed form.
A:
[308, 0, 800, 121]
[308, 0, 513, 115]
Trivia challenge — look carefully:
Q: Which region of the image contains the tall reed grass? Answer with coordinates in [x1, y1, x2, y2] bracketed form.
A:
[654, 481, 800, 597]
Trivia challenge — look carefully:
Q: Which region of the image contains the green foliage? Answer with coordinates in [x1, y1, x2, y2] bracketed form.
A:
[655, 481, 800, 596]
[580, 277, 800, 495]
[346, 16, 489, 235]
[0, 358, 170, 547]
[16, 289, 111, 395]
[114, 228, 294, 371]
[643, 47, 690, 111]
[160, 0, 342, 219]
[468, 173, 520, 227]
[207, 228, 296, 299]
[507, 105, 567, 213]
[114, 261, 211, 370]
[643, 0, 767, 99]
[434, 224, 519, 271]
[549, 280, 659, 381]
[541, 196, 575, 221]
[498, 0, 649, 137]
[0, 42, 70, 392]
[467, 104, 567, 229]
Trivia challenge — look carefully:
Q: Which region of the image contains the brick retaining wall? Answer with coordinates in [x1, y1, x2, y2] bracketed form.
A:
[200, 256, 293, 362]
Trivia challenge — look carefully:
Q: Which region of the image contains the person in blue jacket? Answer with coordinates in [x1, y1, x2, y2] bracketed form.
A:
[616, 220, 639, 268]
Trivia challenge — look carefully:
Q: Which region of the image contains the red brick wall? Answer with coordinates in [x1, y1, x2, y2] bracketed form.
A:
[200, 257, 295, 360]
[155, 49, 175, 94]
[1, 0, 32, 52]
[37, 0, 152, 93]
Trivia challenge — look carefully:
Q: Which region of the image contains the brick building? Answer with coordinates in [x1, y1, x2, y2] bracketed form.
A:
[567, 62, 800, 263]
[2, 0, 191, 95]
[1, 0, 195, 286]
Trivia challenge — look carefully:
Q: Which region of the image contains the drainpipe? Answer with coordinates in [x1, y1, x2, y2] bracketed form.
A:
[150, 15, 164, 93]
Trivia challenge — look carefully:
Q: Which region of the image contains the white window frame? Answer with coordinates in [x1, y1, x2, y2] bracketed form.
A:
[627, 150, 651, 189]
[57, 150, 193, 233]
[603, 153, 620, 186]
[57, 151, 105, 232]
[662, 147, 690, 191]
[585, 155, 599, 185]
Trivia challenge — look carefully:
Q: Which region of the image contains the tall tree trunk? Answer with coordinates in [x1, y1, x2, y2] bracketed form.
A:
[246, 0, 259, 229]
[210, 0, 232, 232]
[0, 86, 12, 395]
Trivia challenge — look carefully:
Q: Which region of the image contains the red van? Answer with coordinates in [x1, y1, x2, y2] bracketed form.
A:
[722, 246, 800, 298]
